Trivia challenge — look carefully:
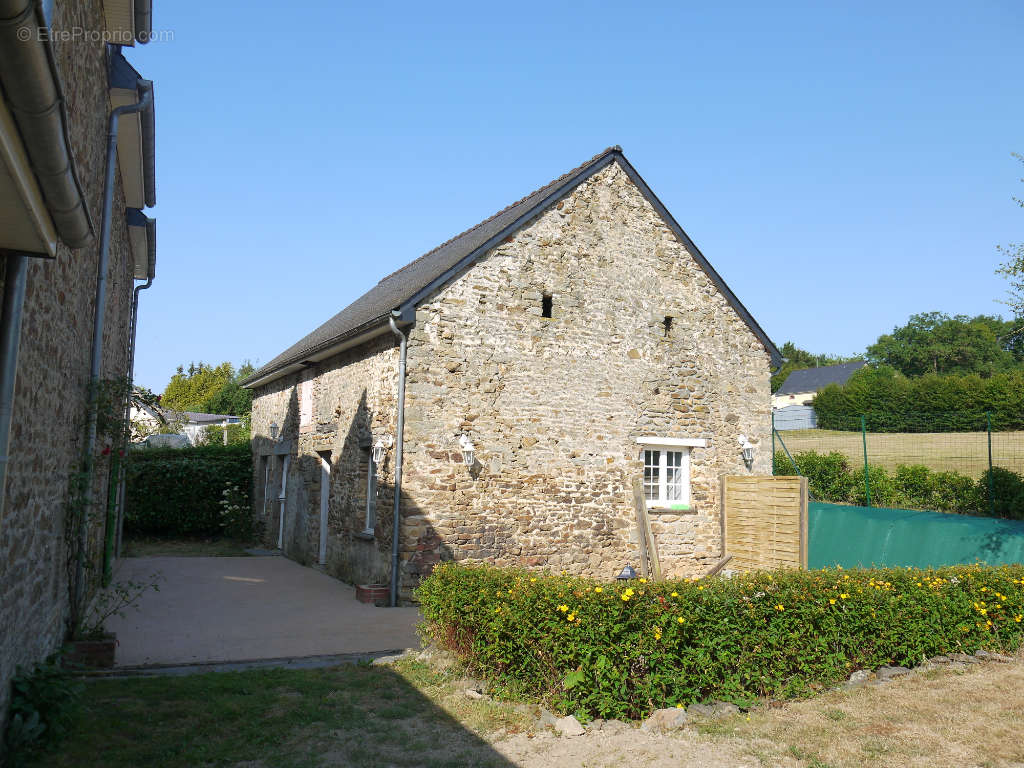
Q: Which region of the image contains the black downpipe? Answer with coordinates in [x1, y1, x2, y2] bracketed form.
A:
[0, 251, 28, 524]
[72, 82, 152, 629]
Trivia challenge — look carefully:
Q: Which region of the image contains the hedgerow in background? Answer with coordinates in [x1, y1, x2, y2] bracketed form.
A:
[773, 450, 1010, 517]
[124, 444, 252, 537]
[813, 365, 1024, 432]
[417, 563, 1024, 721]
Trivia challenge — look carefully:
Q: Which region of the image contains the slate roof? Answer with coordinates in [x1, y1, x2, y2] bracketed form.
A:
[775, 361, 867, 395]
[244, 146, 780, 387]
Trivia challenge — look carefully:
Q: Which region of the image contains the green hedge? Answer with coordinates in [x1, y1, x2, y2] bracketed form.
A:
[125, 444, 252, 537]
[813, 365, 1024, 432]
[417, 563, 1024, 719]
[773, 449, 1024, 520]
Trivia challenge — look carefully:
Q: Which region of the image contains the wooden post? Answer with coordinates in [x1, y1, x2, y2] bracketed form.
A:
[631, 477, 650, 579]
[799, 476, 809, 569]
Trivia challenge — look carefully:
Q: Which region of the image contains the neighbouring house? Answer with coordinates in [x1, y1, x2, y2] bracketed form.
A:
[0, 1, 157, 723]
[244, 146, 780, 601]
[130, 402, 241, 445]
[771, 361, 866, 409]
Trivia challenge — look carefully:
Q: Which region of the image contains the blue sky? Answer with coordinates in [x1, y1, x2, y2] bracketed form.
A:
[126, 0, 1024, 391]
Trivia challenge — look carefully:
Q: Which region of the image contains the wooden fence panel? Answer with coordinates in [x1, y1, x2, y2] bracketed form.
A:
[721, 475, 808, 571]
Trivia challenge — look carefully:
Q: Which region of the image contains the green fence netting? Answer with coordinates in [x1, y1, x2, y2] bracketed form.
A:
[808, 501, 1024, 570]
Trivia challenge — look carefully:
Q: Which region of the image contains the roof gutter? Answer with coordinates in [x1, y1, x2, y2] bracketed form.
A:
[241, 318, 392, 390]
[0, 0, 94, 247]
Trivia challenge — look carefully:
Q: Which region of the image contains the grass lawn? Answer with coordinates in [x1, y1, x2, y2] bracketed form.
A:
[122, 536, 254, 558]
[778, 428, 1024, 478]
[19, 652, 1024, 767]
[22, 660, 530, 768]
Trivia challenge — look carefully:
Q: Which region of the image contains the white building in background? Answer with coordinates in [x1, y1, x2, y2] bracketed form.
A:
[130, 403, 241, 445]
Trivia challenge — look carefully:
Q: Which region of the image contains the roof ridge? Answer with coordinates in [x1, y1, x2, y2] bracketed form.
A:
[375, 145, 622, 286]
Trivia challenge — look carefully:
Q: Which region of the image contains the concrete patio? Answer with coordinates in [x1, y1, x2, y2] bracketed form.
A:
[106, 555, 421, 668]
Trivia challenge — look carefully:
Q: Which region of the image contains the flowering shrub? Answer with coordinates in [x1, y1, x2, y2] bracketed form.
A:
[417, 562, 1024, 720]
[218, 482, 253, 539]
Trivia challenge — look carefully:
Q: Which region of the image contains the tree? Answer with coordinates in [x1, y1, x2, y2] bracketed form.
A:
[160, 361, 255, 416]
[866, 312, 1017, 378]
[203, 362, 255, 417]
[161, 362, 235, 413]
[996, 152, 1024, 316]
[771, 342, 860, 393]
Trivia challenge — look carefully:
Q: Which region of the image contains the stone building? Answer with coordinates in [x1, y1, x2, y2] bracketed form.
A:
[0, 1, 157, 723]
[245, 147, 779, 601]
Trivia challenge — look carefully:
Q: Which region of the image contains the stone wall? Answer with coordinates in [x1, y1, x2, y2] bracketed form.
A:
[251, 159, 771, 600]
[398, 161, 771, 589]
[251, 333, 400, 586]
[0, 0, 137, 722]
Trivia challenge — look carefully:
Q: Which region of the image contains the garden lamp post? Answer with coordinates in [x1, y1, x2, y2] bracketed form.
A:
[616, 564, 637, 580]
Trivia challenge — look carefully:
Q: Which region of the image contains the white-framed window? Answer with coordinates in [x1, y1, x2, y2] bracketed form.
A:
[636, 437, 706, 510]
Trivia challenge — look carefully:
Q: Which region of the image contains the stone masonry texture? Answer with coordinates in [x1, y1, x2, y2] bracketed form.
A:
[0, 0, 137, 725]
[251, 160, 771, 600]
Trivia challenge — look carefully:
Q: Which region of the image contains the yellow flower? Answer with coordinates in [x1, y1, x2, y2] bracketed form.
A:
[558, 604, 569, 612]
[670, 591, 678, 597]
[840, 593, 849, 599]
[508, 589, 514, 594]
[677, 616, 685, 624]
[653, 628, 662, 640]
[1015, 615, 1022, 623]
[567, 613, 576, 622]
[494, 607, 501, 613]
[594, 587, 603, 593]
[775, 604, 785, 611]
[530, 577, 537, 582]
[639, 578, 648, 583]
[675, 703, 683, 709]
[621, 593, 631, 602]
[829, 599, 836, 605]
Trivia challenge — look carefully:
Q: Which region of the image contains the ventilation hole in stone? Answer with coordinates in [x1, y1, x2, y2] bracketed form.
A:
[663, 316, 673, 336]
[542, 293, 553, 318]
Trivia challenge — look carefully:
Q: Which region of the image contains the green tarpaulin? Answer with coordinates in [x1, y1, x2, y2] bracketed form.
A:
[808, 502, 1024, 570]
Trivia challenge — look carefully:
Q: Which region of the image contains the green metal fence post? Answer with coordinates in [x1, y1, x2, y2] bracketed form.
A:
[771, 411, 776, 476]
[987, 411, 995, 517]
[861, 414, 871, 507]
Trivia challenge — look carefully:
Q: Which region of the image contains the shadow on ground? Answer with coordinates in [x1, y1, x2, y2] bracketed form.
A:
[27, 662, 520, 768]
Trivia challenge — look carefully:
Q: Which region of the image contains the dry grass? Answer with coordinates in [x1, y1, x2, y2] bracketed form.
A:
[778, 429, 1024, 477]
[705, 649, 1024, 768]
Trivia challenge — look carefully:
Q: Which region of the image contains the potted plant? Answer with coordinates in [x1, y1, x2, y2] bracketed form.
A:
[64, 575, 160, 668]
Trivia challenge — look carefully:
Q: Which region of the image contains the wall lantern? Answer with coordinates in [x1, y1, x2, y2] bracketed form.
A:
[738, 434, 754, 467]
[372, 435, 394, 465]
[616, 564, 637, 580]
[458, 434, 475, 468]
[269, 422, 279, 440]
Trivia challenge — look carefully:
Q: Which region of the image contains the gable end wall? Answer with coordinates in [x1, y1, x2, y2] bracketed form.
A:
[250, 160, 771, 598]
